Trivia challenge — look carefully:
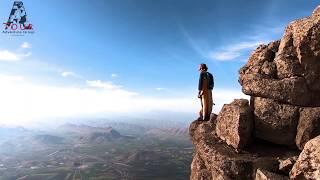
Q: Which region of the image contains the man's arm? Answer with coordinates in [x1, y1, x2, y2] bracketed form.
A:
[198, 72, 204, 91]
[198, 73, 204, 98]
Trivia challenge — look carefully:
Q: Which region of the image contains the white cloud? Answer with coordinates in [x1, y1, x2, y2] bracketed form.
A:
[155, 87, 166, 91]
[209, 51, 241, 61]
[208, 40, 266, 61]
[111, 73, 118, 77]
[86, 80, 122, 90]
[0, 49, 32, 61]
[0, 75, 188, 125]
[21, 42, 31, 49]
[0, 50, 20, 61]
[211, 89, 249, 112]
[24, 52, 32, 57]
[0, 74, 24, 82]
[0, 74, 249, 126]
[181, 24, 280, 61]
[61, 71, 80, 78]
[0, 43, 32, 62]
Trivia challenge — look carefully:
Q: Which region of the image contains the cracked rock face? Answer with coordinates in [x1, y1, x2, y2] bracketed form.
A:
[253, 97, 299, 145]
[295, 107, 320, 150]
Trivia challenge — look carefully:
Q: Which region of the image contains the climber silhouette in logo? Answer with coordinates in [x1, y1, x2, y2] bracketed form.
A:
[4, 1, 32, 30]
[197, 64, 214, 121]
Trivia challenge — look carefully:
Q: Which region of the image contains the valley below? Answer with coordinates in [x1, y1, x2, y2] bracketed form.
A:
[0, 119, 193, 180]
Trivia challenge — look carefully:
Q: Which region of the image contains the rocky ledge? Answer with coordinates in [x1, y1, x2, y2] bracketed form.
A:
[190, 5, 320, 180]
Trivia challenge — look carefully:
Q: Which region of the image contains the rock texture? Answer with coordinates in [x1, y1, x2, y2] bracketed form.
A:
[191, 153, 212, 180]
[190, 6, 320, 180]
[239, 5, 320, 107]
[215, 99, 253, 150]
[190, 116, 297, 180]
[296, 107, 320, 150]
[238, 5, 320, 147]
[290, 136, 320, 179]
[253, 97, 299, 145]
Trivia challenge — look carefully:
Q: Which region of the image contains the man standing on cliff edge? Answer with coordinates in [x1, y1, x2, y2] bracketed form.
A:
[198, 63, 214, 121]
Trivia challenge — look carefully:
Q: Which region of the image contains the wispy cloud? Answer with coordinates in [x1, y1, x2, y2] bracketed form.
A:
[181, 24, 283, 62]
[0, 42, 33, 61]
[86, 80, 122, 90]
[111, 73, 118, 78]
[86, 80, 138, 96]
[0, 50, 20, 61]
[24, 52, 32, 57]
[180, 27, 208, 58]
[155, 87, 166, 91]
[208, 40, 266, 61]
[0, 50, 32, 61]
[209, 51, 241, 61]
[0, 74, 24, 81]
[21, 42, 31, 49]
[61, 71, 81, 78]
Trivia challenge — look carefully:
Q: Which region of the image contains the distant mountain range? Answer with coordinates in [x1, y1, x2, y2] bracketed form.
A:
[33, 134, 64, 144]
[59, 123, 132, 143]
[145, 128, 188, 140]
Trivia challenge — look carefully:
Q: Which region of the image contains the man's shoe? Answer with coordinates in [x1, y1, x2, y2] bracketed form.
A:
[196, 116, 203, 121]
[203, 117, 210, 121]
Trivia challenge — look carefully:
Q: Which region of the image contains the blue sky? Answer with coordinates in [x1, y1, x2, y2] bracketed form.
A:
[0, 0, 319, 124]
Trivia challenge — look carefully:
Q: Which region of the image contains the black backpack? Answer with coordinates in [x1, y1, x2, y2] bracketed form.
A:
[207, 72, 214, 89]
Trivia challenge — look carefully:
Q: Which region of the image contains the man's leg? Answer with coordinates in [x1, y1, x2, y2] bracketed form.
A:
[207, 90, 213, 118]
[202, 90, 210, 121]
[198, 103, 203, 120]
[198, 95, 204, 120]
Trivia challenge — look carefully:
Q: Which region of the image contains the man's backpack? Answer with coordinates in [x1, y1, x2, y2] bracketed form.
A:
[207, 72, 214, 90]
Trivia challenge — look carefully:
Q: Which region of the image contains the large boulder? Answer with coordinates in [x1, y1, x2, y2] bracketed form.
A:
[253, 97, 299, 145]
[290, 136, 320, 179]
[189, 113, 217, 143]
[239, 41, 280, 79]
[239, 5, 320, 106]
[240, 74, 311, 106]
[296, 107, 320, 150]
[215, 99, 253, 150]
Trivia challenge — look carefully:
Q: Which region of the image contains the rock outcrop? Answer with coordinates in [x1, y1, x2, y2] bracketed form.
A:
[239, 5, 320, 107]
[190, 5, 320, 180]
